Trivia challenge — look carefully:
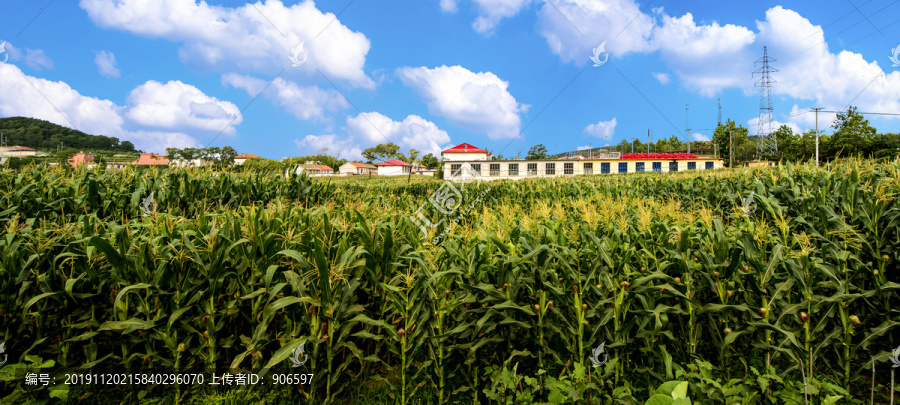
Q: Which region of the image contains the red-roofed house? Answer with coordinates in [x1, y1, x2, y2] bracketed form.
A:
[376, 159, 412, 176]
[133, 153, 169, 166]
[339, 161, 377, 175]
[441, 143, 491, 161]
[234, 153, 260, 165]
[68, 151, 95, 167]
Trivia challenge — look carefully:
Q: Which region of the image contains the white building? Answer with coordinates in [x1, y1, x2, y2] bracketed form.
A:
[441, 143, 491, 161]
[339, 162, 377, 175]
[234, 153, 260, 165]
[376, 159, 412, 176]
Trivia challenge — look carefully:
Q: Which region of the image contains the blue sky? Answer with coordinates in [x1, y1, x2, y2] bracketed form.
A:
[2, 1, 900, 160]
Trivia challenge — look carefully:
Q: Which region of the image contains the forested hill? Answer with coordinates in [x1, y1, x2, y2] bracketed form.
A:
[0, 117, 136, 152]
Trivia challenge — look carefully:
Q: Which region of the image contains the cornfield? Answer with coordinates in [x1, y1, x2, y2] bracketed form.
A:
[0, 159, 898, 404]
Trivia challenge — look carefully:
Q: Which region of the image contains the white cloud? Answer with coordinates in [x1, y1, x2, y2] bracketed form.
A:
[583, 118, 617, 139]
[125, 80, 242, 133]
[577, 145, 592, 151]
[471, 0, 532, 34]
[651, 13, 756, 96]
[536, 0, 655, 64]
[222, 73, 349, 122]
[24, 48, 54, 70]
[440, 0, 458, 13]
[652, 72, 671, 84]
[746, 116, 802, 137]
[0, 63, 201, 152]
[691, 132, 710, 142]
[94, 50, 121, 78]
[80, 0, 374, 88]
[295, 112, 451, 160]
[294, 134, 363, 159]
[397, 65, 528, 140]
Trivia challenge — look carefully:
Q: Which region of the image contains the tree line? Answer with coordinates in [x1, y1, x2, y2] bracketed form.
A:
[0, 117, 135, 152]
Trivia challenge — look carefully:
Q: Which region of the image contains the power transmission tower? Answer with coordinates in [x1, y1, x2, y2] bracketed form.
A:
[753, 46, 778, 158]
[717, 98, 722, 125]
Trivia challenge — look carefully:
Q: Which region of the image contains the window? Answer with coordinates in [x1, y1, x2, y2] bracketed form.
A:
[545, 163, 555, 175]
[601, 162, 610, 174]
[471, 164, 481, 175]
[509, 163, 519, 176]
[404, 166, 411, 173]
[490, 163, 500, 176]
[636, 162, 645, 172]
[451, 164, 461, 176]
[669, 162, 678, 172]
[527, 163, 537, 176]
[687, 162, 696, 170]
[652, 162, 662, 172]
[705, 162, 714, 169]
[564, 162, 574, 174]
[584, 162, 593, 175]
[619, 162, 628, 173]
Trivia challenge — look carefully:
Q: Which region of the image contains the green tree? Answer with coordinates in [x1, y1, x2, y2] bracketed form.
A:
[406, 148, 420, 163]
[829, 106, 876, 158]
[420, 153, 439, 169]
[712, 120, 750, 166]
[526, 144, 548, 160]
[362, 143, 401, 163]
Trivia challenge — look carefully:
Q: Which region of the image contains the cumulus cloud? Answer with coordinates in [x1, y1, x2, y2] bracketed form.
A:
[471, 0, 532, 34]
[583, 118, 617, 139]
[534, 2, 900, 115]
[653, 72, 671, 84]
[222, 73, 349, 122]
[397, 65, 528, 140]
[79, 0, 374, 88]
[650, 13, 756, 96]
[536, 0, 655, 64]
[295, 112, 451, 160]
[0, 63, 202, 152]
[125, 80, 242, 134]
[94, 50, 121, 78]
[691, 132, 710, 142]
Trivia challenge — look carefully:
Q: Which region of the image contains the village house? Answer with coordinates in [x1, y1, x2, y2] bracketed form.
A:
[376, 159, 412, 176]
[339, 162, 377, 175]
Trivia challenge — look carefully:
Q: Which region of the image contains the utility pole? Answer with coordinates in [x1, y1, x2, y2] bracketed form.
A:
[647, 129, 650, 153]
[729, 130, 734, 167]
[813, 107, 822, 165]
[685, 104, 691, 154]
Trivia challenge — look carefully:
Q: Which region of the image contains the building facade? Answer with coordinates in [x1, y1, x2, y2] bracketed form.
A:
[442, 158, 724, 181]
[339, 162, 377, 175]
[441, 143, 491, 161]
[377, 159, 412, 176]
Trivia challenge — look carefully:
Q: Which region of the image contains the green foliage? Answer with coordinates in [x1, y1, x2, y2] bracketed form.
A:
[420, 153, 439, 169]
[0, 116, 136, 152]
[712, 119, 750, 165]
[527, 144, 549, 160]
[362, 142, 401, 163]
[0, 160, 897, 404]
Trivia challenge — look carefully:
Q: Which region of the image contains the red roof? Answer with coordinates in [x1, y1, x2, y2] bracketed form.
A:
[133, 153, 169, 165]
[376, 159, 411, 167]
[10, 146, 34, 151]
[235, 153, 260, 159]
[315, 165, 333, 171]
[441, 143, 490, 154]
[350, 162, 376, 168]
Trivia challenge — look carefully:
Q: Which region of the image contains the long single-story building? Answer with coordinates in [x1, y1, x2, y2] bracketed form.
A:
[439, 143, 724, 181]
[377, 159, 412, 176]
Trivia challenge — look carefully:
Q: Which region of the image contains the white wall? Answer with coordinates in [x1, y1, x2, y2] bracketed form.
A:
[378, 166, 409, 176]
